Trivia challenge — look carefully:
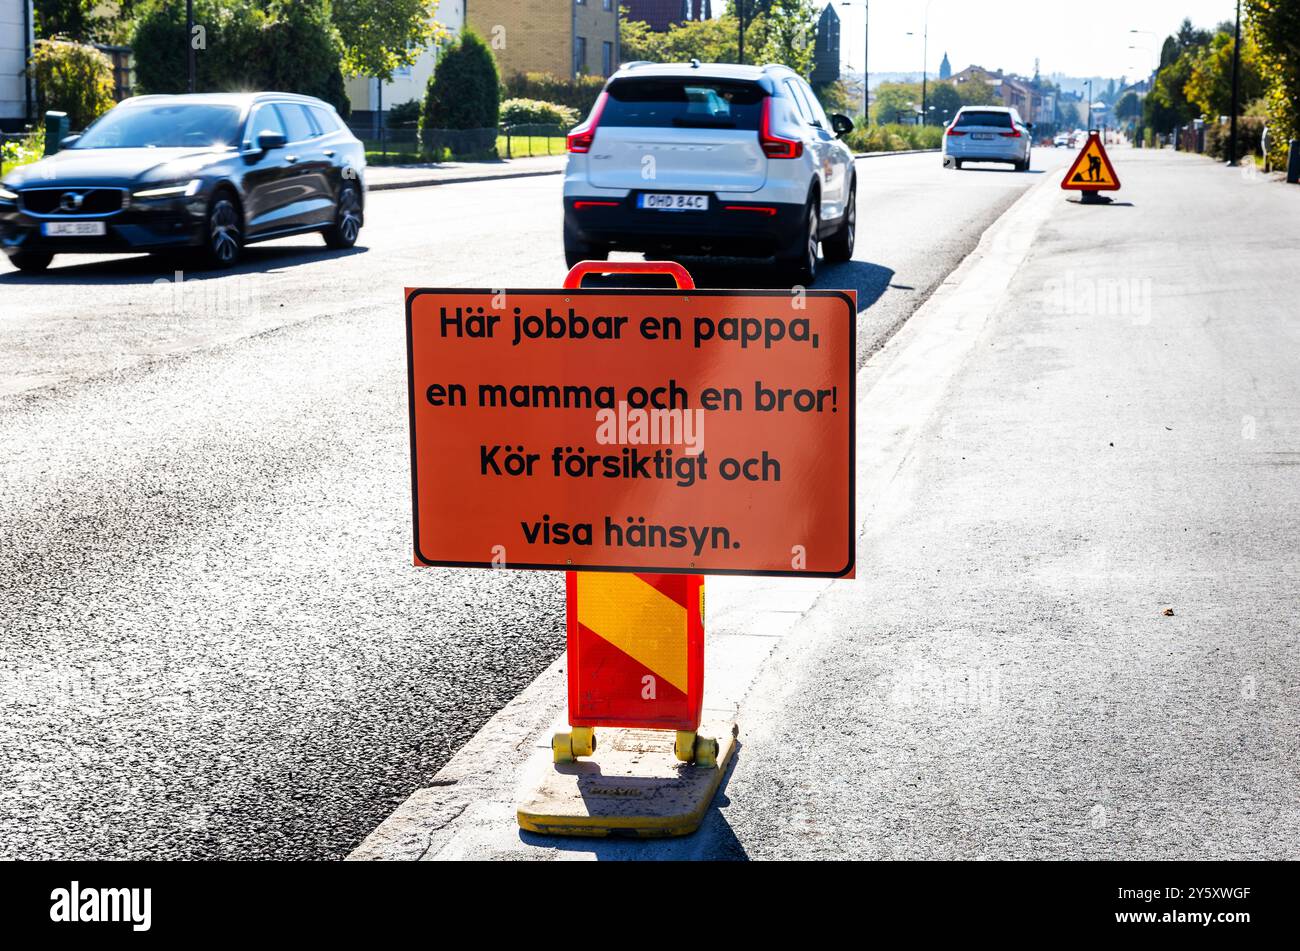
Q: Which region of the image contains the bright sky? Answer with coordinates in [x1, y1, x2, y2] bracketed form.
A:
[824, 0, 1240, 81]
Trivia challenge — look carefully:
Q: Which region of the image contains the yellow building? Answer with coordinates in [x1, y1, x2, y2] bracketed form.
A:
[466, 0, 619, 80]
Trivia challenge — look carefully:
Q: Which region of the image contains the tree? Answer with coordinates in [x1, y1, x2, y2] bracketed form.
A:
[34, 0, 92, 40]
[129, 0, 350, 115]
[1159, 35, 1179, 69]
[956, 79, 1002, 107]
[259, 1, 350, 112]
[1115, 90, 1142, 121]
[28, 38, 115, 129]
[331, 0, 446, 82]
[871, 82, 921, 124]
[1144, 50, 1198, 132]
[130, 0, 265, 97]
[752, 0, 817, 78]
[420, 28, 499, 155]
[927, 82, 962, 125]
[1177, 17, 1213, 51]
[1246, 0, 1300, 167]
[1186, 28, 1264, 118]
[620, 2, 820, 75]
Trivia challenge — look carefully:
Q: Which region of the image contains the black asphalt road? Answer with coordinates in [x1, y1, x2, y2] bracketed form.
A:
[0, 149, 1064, 858]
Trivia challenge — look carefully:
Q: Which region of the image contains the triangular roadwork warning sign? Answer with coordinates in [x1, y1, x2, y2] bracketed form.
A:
[1061, 131, 1121, 191]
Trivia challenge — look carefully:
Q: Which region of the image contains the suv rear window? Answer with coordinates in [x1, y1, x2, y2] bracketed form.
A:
[601, 79, 765, 130]
[955, 110, 1014, 129]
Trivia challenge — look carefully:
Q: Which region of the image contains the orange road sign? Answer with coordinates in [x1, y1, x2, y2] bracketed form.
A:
[406, 287, 856, 577]
[1062, 131, 1121, 191]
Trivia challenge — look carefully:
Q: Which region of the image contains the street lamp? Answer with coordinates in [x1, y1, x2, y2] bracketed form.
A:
[840, 1, 870, 121]
[1228, 0, 1242, 166]
[905, 0, 936, 125]
[186, 0, 195, 93]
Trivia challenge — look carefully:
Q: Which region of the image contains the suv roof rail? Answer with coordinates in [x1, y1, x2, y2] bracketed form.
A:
[620, 61, 654, 70]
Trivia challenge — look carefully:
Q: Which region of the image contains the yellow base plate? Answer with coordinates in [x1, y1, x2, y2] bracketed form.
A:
[517, 722, 738, 838]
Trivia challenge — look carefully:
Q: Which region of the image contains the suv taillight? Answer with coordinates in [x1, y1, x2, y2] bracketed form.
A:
[946, 126, 967, 136]
[567, 92, 608, 153]
[760, 97, 803, 159]
[1000, 126, 1021, 138]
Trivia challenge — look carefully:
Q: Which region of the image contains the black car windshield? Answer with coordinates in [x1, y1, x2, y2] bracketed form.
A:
[74, 103, 243, 149]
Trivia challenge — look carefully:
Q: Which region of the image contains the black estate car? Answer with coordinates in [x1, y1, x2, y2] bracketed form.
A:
[0, 92, 366, 273]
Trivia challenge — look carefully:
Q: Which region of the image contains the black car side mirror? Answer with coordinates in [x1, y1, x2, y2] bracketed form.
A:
[1026, 122, 1035, 130]
[830, 114, 855, 137]
[257, 130, 287, 151]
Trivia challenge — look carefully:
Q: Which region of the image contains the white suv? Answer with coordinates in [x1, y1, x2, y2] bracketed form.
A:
[562, 62, 858, 284]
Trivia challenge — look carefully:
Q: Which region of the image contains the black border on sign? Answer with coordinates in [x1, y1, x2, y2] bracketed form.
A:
[405, 287, 857, 578]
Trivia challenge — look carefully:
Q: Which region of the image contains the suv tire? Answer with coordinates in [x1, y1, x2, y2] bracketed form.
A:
[778, 196, 819, 286]
[563, 221, 607, 269]
[822, 181, 855, 264]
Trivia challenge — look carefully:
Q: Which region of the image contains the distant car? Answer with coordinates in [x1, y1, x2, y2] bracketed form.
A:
[562, 61, 858, 283]
[942, 106, 1033, 171]
[1053, 133, 1070, 148]
[0, 92, 366, 273]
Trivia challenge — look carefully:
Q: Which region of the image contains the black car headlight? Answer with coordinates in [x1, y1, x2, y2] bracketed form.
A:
[133, 179, 202, 200]
[0, 184, 17, 203]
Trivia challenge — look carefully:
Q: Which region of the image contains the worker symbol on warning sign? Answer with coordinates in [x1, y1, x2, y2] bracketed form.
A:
[1062, 131, 1121, 198]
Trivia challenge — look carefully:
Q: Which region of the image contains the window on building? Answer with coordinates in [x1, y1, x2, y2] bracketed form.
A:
[602, 41, 613, 77]
[603, 0, 613, 9]
[575, 36, 587, 76]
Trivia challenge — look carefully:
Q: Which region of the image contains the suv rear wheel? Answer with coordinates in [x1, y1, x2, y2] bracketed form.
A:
[563, 221, 607, 269]
[822, 182, 855, 264]
[778, 197, 819, 285]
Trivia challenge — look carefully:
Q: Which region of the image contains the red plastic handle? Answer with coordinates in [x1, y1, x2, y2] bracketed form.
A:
[562, 260, 696, 290]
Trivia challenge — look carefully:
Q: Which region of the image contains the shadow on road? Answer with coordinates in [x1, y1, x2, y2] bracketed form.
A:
[562, 258, 895, 312]
[0, 243, 368, 286]
[515, 740, 750, 860]
[958, 166, 1045, 175]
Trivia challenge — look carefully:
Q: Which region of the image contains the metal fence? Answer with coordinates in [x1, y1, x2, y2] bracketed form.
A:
[346, 122, 568, 163]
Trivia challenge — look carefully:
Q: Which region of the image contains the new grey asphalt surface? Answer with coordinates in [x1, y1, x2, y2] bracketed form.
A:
[0, 149, 1063, 859]
[710, 150, 1300, 859]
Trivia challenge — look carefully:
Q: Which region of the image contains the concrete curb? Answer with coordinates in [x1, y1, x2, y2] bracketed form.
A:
[367, 168, 563, 191]
[853, 148, 941, 159]
[347, 158, 1062, 862]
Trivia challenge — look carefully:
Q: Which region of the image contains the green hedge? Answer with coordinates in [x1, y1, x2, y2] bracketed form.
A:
[502, 72, 605, 116]
[500, 98, 578, 129]
[843, 123, 943, 153]
[29, 39, 116, 131]
[1204, 116, 1265, 161]
[420, 29, 499, 158]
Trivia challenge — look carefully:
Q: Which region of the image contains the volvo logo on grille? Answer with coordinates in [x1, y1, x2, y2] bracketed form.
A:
[59, 191, 86, 212]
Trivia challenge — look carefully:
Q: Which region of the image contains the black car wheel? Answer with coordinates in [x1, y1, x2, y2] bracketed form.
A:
[203, 191, 242, 268]
[563, 220, 607, 269]
[324, 181, 363, 249]
[10, 249, 54, 273]
[823, 182, 855, 264]
[779, 196, 819, 286]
